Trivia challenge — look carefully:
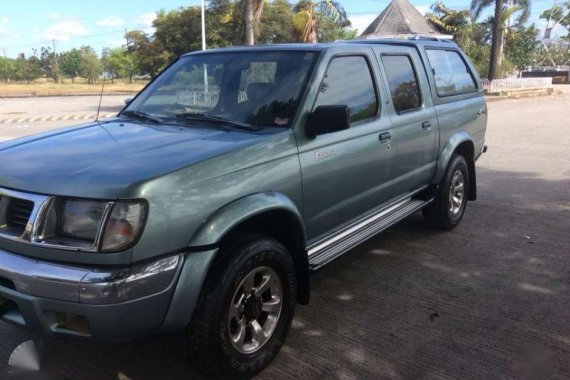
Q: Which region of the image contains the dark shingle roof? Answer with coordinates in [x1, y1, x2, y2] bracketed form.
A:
[360, 0, 438, 37]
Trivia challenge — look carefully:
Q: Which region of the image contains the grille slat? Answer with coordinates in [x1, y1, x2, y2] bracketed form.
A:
[5, 198, 35, 234]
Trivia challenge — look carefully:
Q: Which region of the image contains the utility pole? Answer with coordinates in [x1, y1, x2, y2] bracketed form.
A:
[201, 0, 208, 94]
[201, 0, 206, 51]
[52, 39, 60, 83]
[125, 28, 130, 49]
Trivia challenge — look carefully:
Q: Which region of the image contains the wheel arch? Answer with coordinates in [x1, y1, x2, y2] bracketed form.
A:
[189, 192, 310, 305]
[434, 133, 477, 201]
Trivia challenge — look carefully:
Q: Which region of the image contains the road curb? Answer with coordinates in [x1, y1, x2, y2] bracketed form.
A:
[0, 113, 116, 124]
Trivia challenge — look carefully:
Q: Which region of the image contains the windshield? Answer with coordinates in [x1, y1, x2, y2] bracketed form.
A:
[124, 51, 318, 128]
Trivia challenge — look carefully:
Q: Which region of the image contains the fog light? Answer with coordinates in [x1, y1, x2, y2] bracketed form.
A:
[55, 312, 91, 335]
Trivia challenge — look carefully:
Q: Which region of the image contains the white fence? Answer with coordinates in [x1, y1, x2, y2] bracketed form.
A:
[176, 90, 248, 107]
[481, 77, 553, 93]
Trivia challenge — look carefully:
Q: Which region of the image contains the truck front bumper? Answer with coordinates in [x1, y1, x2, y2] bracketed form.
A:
[0, 248, 182, 341]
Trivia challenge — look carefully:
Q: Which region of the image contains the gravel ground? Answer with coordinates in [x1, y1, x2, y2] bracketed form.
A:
[0, 88, 569, 379]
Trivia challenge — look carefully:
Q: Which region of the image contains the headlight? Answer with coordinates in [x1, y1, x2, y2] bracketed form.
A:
[60, 200, 107, 241]
[38, 198, 147, 253]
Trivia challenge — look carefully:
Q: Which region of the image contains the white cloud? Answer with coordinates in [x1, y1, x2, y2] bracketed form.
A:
[349, 14, 377, 35]
[97, 16, 124, 27]
[137, 12, 156, 28]
[43, 20, 88, 41]
[136, 12, 157, 35]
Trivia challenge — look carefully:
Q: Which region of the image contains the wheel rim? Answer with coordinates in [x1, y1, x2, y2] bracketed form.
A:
[448, 170, 465, 216]
[227, 266, 283, 354]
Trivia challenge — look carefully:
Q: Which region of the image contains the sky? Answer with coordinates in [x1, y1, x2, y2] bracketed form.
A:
[0, 0, 563, 58]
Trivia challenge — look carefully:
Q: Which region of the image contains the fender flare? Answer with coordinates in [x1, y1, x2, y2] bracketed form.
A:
[188, 192, 305, 247]
[432, 131, 474, 184]
[162, 193, 309, 332]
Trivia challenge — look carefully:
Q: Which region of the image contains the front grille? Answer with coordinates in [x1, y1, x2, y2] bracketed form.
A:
[6, 197, 34, 234]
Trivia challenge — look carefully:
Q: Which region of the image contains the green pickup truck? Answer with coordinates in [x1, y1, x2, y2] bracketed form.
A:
[0, 38, 487, 378]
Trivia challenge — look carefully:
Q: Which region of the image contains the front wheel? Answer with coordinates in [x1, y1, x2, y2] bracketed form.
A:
[188, 234, 296, 379]
[423, 154, 470, 230]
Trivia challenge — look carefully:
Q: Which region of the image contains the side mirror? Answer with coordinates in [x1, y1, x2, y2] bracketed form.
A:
[124, 98, 133, 106]
[307, 105, 350, 137]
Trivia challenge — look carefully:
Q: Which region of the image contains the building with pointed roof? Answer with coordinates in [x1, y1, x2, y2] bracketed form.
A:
[359, 0, 452, 40]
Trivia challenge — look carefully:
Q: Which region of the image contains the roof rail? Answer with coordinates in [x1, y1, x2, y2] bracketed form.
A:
[407, 35, 455, 43]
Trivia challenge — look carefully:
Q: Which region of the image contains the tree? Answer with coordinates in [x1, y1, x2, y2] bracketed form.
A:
[258, 0, 295, 44]
[36, 46, 61, 83]
[125, 30, 170, 78]
[292, 0, 350, 43]
[59, 49, 82, 83]
[102, 47, 122, 83]
[506, 24, 539, 71]
[426, 2, 472, 45]
[79, 46, 101, 84]
[471, 0, 532, 79]
[540, 1, 570, 40]
[153, 7, 203, 59]
[15, 55, 42, 84]
[0, 57, 19, 83]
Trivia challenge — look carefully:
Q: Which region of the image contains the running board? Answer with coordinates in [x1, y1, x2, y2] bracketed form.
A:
[307, 198, 431, 270]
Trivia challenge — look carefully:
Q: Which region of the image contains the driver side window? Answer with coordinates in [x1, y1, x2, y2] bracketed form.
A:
[314, 56, 378, 124]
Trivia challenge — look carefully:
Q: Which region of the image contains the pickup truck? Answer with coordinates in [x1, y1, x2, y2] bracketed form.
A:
[0, 38, 487, 378]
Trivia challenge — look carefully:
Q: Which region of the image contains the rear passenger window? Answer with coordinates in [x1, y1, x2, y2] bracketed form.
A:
[382, 55, 421, 113]
[426, 49, 477, 96]
[314, 56, 378, 123]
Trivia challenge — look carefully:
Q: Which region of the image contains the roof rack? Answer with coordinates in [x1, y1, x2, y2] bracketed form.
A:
[407, 35, 455, 43]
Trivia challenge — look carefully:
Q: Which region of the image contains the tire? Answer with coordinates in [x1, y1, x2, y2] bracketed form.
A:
[423, 154, 470, 230]
[188, 234, 297, 379]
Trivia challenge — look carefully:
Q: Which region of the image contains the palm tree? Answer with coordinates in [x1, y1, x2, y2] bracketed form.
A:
[293, 0, 350, 43]
[470, 0, 531, 79]
[426, 2, 472, 45]
[243, 0, 264, 45]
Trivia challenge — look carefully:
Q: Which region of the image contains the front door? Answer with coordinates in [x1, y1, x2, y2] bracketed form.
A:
[296, 50, 395, 242]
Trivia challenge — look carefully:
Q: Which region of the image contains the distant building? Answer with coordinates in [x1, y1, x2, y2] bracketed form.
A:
[359, 0, 452, 40]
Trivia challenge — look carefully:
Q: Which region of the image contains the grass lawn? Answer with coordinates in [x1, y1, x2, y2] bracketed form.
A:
[0, 79, 147, 97]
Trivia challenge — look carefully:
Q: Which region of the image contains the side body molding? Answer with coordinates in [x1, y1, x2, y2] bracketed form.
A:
[432, 131, 473, 184]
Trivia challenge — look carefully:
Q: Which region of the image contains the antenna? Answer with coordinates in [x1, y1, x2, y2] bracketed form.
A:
[95, 74, 106, 122]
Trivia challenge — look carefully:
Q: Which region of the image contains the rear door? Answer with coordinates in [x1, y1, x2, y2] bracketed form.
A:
[421, 47, 487, 157]
[295, 48, 396, 241]
[373, 46, 438, 195]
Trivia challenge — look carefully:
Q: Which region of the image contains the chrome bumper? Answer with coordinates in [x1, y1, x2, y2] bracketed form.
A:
[0, 249, 180, 305]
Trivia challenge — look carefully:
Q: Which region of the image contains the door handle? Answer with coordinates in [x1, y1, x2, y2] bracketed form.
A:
[379, 132, 392, 144]
[422, 121, 432, 130]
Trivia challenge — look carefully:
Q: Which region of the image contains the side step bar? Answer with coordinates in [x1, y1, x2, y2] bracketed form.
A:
[307, 197, 432, 270]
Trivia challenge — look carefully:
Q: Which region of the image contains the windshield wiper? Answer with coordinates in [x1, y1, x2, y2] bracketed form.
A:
[121, 110, 164, 124]
[176, 113, 259, 131]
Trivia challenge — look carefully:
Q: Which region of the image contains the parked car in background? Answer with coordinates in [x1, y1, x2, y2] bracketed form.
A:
[0, 38, 487, 378]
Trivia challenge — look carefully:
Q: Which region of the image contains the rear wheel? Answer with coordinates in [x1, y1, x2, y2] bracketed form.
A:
[188, 234, 296, 379]
[423, 154, 470, 230]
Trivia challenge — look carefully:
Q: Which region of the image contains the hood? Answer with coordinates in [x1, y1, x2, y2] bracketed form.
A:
[0, 119, 268, 198]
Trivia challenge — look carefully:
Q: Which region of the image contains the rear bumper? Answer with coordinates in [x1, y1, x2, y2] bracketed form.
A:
[0, 248, 182, 341]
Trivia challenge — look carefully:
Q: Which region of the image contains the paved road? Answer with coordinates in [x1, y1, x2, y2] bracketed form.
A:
[0, 89, 569, 379]
[0, 95, 126, 141]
